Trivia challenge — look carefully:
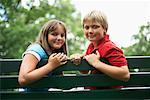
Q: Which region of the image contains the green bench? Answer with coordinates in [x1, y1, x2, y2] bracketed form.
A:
[0, 56, 150, 100]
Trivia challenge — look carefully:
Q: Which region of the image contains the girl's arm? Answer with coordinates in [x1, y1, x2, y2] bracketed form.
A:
[18, 53, 67, 86]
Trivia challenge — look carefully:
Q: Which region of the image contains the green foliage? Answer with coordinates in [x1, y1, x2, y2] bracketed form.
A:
[123, 22, 150, 56]
[0, 0, 85, 58]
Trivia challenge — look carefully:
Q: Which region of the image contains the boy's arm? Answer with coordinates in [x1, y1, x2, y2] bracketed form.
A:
[84, 51, 130, 82]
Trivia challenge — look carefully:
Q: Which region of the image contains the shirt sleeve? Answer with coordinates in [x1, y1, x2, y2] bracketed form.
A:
[22, 44, 48, 61]
[100, 42, 127, 67]
[104, 47, 127, 67]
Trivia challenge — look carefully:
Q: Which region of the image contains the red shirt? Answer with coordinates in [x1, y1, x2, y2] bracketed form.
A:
[85, 34, 127, 89]
[86, 34, 127, 67]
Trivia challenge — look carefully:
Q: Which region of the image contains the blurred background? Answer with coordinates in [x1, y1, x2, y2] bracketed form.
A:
[0, 0, 150, 59]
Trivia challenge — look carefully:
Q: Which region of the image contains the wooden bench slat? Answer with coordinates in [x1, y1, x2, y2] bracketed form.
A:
[1, 73, 150, 89]
[1, 56, 150, 74]
[127, 56, 150, 69]
[1, 89, 150, 100]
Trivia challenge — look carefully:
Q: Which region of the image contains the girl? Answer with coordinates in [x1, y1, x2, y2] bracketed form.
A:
[18, 20, 68, 86]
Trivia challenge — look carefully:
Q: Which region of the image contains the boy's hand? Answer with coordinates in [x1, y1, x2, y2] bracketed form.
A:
[84, 51, 100, 66]
[70, 53, 84, 65]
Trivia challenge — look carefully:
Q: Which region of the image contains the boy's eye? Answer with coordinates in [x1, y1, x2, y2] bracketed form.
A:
[84, 25, 100, 30]
[84, 26, 89, 30]
[92, 25, 100, 29]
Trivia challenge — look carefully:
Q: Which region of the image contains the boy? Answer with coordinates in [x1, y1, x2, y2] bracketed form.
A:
[71, 10, 130, 82]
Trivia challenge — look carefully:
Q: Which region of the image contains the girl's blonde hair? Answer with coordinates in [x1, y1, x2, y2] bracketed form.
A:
[83, 10, 108, 32]
[36, 19, 68, 56]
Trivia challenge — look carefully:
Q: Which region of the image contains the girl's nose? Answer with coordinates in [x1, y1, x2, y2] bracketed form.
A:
[57, 35, 62, 40]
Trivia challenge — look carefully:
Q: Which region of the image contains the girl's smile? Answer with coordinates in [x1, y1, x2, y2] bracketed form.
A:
[48, 25, 66, 49]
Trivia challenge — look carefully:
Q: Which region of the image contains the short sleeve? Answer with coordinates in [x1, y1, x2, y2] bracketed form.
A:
[99, 42, 127, 67]
[22, 44, 48, 61]
[104, 47, 127, 67]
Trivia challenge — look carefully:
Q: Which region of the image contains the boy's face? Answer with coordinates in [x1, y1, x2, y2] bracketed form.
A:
[83, 20, 106, 45]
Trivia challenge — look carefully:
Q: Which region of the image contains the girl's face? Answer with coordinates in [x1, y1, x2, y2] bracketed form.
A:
[48, 24, 66, 50]
[83, 20, 106, 47]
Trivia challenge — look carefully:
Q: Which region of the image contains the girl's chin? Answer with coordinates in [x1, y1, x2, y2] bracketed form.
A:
[51, 44, 62, 49]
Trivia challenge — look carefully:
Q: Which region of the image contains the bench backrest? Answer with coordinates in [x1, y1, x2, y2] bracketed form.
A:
[0, 56, 150, 99]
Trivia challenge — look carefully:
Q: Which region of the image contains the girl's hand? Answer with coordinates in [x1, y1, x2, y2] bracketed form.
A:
[70, 53, 84, 65]
[84, 51, 100, 66]
[48, 53, 68, 69]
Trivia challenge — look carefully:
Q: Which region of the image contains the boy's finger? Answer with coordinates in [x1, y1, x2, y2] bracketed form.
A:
[96, 50, 100, 56]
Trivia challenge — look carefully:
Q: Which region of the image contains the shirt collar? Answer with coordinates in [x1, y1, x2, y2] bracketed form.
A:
[89, 34, 110, 53]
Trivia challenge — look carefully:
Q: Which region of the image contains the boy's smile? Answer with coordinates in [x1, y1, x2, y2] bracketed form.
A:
[83, 21, 106, 47]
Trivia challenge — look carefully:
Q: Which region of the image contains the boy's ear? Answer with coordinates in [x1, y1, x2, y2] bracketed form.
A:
[104, 31, 106, 35]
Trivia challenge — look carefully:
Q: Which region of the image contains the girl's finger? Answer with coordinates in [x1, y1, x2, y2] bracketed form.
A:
[50, 53, 57, 57]
[60, 55, 67, 61]
[60, 61, 67, 65]
[55, 53, 62, 58]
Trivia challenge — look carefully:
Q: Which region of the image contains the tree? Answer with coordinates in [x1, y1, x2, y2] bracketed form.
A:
[123, 22, 150, 56]
[0, 0, 85, 58]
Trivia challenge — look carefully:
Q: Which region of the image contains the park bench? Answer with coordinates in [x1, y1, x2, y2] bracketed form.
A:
[0, 56, 150, 100]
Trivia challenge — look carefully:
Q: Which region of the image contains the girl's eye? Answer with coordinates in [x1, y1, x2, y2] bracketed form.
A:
[61, 34, 65, 37]
[51, 32, 58, 36]
[50, 32, 65, 38]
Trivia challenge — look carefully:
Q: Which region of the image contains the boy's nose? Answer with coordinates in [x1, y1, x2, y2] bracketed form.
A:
[88, 27, 93, 33]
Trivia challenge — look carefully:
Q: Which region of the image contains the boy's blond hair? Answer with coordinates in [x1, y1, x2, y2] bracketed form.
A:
[83, 10, 108, 32]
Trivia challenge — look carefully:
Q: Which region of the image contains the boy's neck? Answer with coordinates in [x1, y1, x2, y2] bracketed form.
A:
[92, 42, 99, 49]
[91, 34, 109, 49]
